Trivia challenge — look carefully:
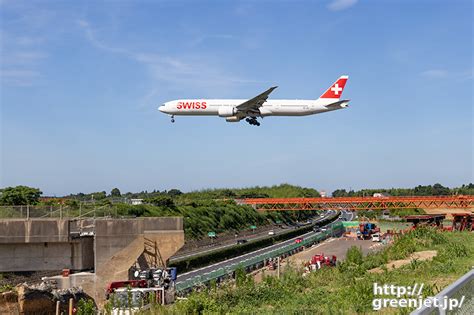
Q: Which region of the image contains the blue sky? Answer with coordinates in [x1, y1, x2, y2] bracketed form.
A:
[1, 0, 472, 196]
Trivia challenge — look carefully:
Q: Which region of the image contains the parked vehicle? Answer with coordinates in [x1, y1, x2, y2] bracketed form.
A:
[358, 223, 380, 240]
[268, 230, 275, 236]
[295, 238, 303, 244]
[304, 253, 337, 273]
[106, 280, 148, 299]
[110, 287, 165, 314]
[236, 239, 248, 245]
[372, 233, 381, 242]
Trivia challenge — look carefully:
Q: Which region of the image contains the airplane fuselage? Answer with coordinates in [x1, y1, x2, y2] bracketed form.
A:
[158, 75, 350, 125]
[159, 98, 343, 117]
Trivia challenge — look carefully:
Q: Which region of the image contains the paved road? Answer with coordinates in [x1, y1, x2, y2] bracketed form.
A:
[176, 210, 351, 284]
[171, 221, 313, 262]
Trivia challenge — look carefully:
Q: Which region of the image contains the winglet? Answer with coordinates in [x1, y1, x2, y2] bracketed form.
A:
[319, 75, 349, 99]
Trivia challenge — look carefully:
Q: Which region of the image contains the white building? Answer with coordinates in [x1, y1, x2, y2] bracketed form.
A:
[130, 199, 144, 205]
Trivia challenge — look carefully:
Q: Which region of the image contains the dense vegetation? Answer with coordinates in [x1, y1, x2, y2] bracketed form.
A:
[161, 228, 473, 314]
[0, 186, 42, 205]
[332, 183, 474, 197]
[122, 201, 319, 239]
[175, 183, 321, 200]
[60, 183, 321, 203]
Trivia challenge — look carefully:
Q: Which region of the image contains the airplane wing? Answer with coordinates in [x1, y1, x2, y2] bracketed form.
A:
[236, 86, 278, 112]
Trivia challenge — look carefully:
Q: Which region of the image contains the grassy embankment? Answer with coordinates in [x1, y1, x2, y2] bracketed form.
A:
[149, 227, 473, 314]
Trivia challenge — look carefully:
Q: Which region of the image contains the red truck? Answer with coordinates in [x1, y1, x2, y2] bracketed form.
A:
[310, 253, 337, 269]
[105, 280, 148, 299]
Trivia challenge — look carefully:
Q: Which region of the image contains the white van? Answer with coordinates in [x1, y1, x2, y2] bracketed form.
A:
[372, 233, 381, 242]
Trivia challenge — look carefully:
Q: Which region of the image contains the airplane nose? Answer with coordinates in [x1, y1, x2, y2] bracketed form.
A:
[159, 105, 166, 113]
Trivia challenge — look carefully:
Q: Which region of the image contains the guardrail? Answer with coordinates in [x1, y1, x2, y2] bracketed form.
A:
[411, 269, 474, 315]
[176, 221, 344, 292]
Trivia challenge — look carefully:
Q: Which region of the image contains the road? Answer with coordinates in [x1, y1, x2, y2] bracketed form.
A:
[176, 210, 353, 285]
[171, 220, 311, 262]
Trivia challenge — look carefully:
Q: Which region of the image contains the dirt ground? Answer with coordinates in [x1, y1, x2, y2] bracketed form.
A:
[288, 238, 384, 265]
[369, 250, 437, 273]
[253, 237, 384, 282]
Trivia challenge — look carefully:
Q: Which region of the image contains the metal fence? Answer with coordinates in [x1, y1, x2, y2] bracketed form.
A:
[0, 205, 119, 219]
[411, 269, 474, 315]
[176, 222, 344, 292]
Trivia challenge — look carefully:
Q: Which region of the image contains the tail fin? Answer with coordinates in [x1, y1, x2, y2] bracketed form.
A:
[319, 75, 349, 99]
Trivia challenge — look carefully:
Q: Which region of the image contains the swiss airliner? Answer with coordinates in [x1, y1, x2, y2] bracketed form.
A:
[159, 75, 349, 126]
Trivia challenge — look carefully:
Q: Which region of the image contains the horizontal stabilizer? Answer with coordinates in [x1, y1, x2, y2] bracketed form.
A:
[325, 99, 350, 110]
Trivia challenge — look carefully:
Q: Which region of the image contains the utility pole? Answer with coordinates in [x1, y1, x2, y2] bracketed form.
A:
[277, 256, 280, 279]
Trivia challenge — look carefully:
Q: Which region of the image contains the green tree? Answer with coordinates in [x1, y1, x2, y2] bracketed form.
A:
[332, 189, 348, 197]
[167, 189, 183, 197]
[221, 189, 236, 198]
[90, 191, 106, 200]
[65, 199, 79, 209]
[110, 188, 121, 197]
[76, 298, 96, 315]
[432, 183, 450, 195]
[0, 186, 42, 205]
[147, 195, 175, 208]
[345, 245, 364, 265]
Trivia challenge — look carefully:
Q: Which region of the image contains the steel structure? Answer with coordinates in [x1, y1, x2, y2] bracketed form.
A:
[240, 195, 474, 211]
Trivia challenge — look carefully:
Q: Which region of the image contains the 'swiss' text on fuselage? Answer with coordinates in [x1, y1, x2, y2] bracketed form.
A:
[176, 101, 207, 110]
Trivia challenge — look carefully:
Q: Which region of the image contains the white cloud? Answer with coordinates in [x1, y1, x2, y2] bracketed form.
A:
[420, 69, 448, 78]
[189, 34, 234, 47]
[327, 0, 358, 11]
[0, 31, 48, 86]
[420, 69, 473, 80]
[76, 19, 258, 103]
[1, 51, 48, 65]
[76, 19, 126, 54]
[0, 69, 41, 86]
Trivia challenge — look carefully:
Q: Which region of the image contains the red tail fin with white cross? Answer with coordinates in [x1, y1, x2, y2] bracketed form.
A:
[319, 75, 349, 99]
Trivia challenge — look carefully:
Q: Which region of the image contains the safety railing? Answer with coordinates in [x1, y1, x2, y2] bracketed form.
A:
[0, 205, 119, 219]
[411, 269, 474, 315]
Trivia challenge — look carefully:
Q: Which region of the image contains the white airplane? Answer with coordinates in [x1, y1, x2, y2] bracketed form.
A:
[159, 75, 349, 126]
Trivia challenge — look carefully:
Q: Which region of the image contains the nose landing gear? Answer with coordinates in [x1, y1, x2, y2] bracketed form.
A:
[245, 117, 260, 126]
[171, 115, 175, 123]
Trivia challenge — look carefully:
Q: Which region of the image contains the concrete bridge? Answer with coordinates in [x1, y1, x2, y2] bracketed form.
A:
[0, 217, 184, 302]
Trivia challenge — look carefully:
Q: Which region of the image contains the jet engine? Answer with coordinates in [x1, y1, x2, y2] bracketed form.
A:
[218, 106, 236, 117]
[225, 116, 242, 122]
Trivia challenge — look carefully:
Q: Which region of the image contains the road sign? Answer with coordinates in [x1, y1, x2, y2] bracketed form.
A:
[208, 232, 216, 238]
[250, 225, 257, 230]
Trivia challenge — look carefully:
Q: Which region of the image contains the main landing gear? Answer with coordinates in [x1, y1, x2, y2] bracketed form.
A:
[246, 117, 260, 126]
[170, 115, 175, 123]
